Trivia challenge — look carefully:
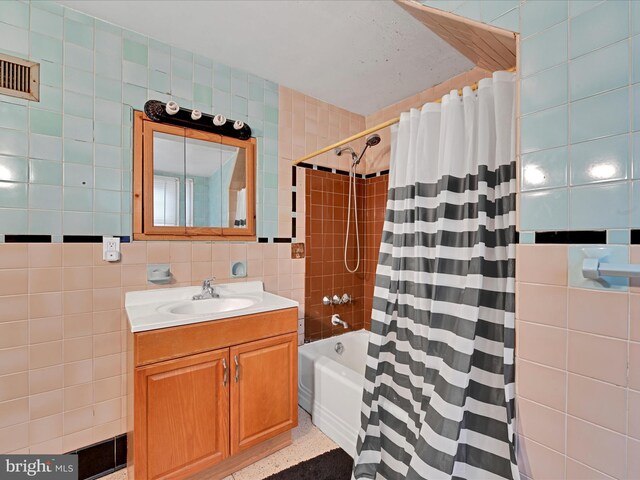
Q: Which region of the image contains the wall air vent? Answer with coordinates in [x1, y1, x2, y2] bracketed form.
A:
[0, 53, 40, 102]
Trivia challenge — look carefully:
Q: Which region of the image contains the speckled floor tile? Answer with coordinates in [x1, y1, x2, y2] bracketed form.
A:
[99, 408, 336, 480]
[232, 407, 337, 480]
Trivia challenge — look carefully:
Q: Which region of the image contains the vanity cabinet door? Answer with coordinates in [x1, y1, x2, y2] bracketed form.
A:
[230, 333, 298, 454]
[135, 348, 230, 480]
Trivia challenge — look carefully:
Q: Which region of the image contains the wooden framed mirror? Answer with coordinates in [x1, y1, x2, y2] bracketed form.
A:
[133, 111, 256, 240]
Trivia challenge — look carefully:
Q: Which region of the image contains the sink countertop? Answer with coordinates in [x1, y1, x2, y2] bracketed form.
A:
[125, 281, 298, 333]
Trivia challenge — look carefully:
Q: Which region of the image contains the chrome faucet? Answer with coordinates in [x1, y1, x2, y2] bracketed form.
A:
[193, 277, 219, 300]
[331, 314, 349, 329]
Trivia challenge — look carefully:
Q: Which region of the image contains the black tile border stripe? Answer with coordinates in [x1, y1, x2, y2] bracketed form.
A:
[534, 230, 607, 244]
[632, 230, 640, 244]
[67, 434, 126, 480]
[4, 235, 52, 243]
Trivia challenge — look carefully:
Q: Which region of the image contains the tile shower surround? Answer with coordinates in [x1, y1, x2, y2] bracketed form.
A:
[304, 170, 388, 340]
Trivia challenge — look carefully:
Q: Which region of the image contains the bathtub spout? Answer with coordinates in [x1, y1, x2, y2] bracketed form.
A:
[331, 314, 349, 329]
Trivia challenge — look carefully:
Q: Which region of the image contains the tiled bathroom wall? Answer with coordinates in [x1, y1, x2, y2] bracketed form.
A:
[0, 0, 280, 239]
[304, 170, 366, 340]
[0, 241, 303, 454]
[516, 244, 640, 480]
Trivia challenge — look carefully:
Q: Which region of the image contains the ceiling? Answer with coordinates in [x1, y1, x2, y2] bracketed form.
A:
[58, 0, 473, 115]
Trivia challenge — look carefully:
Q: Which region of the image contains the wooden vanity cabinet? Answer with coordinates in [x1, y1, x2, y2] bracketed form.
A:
[128, 308, 298, 480]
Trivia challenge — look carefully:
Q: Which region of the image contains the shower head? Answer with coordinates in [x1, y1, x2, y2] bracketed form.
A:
[335, 145, 358, 161]
[366, 134, 381, 147]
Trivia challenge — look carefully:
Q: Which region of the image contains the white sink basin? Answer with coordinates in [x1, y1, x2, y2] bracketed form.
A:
[164, 296, 260, 315]
[125, 281, 298, 332]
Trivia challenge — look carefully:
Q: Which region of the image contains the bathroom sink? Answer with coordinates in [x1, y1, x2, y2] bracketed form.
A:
[162, 296, 260, 315]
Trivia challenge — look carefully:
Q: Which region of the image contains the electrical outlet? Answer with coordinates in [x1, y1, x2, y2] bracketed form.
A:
[103, 236, 121, 262]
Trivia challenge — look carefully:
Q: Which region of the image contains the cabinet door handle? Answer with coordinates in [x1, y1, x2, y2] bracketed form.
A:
[234, 354, 240, 383]
[222, 358, 228, 386]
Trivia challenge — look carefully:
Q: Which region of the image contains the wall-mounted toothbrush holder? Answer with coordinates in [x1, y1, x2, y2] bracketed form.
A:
[147, 264, 172, 284]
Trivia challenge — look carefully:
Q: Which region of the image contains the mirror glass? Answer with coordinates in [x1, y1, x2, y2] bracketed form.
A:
[152, 131, 247, 228]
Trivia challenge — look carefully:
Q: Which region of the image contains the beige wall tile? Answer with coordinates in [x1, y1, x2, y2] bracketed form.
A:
[93, 266, 121, 289]
[93, 310, 120, 335]
[169, 241, 191, 263]
[0, 423, 28, 452]
[120, 242, 147, 264]
[64, 384, 93, 412]
[0, 372, 28, 402]
[121, 264, 147, 287]
[29, 267, 62, 293]
[0, 270, 28, 296]
[566, 416, 625, 479]
[567, 374, 626, 433]
[631, 294, 640, 342]
[516, 435, 565, 480]
[568, 288, 628, 339]
[0, 347, 28, 376]
[517, 398, 565, 453]
[628, 390, 640, 440]
[29, 389, 63, 420]
[29, 316, 63, 345]
[146, 242, 170, 263]
[63, 406, 93, 435]
[630, 342, 640, 391]
[94, 353, 120, 380]
[93, 332, 121, 358]
[628, 437, 640, 479]
[517, 359, 566, 411]
[94, 398, 121, 425]
[516, 245, 568, 286]
[63, 244, 92, 267]
[93, 287, 121, 311]
[566, 459, 611, 480]
[93, 376, 120, 403]
[192, 242, 212, 262]
[29, 413, 62, 445]
[568, 332, 627, 386]
[0, 295, 28, 323]
[29, 244, 62, 268]
[29, 366, 63, 395]
[63, 313, 92, 338]
[0, 244, 28, 269]
[0, 321, 28, 349]
[517, 321, 567, 369]
[29, 292, 63, 318]
[62, 428, 93, 453]
[63, 337, 92, 363]
[63, 290, 93, 315]
[64, 360, 92, 387]
[0, 398, 29, 428]
[29, 341, 62, 370]
[63, 267, 93, 291]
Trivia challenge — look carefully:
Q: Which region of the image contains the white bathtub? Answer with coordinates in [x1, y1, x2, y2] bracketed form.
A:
[298, 329, 370, 457]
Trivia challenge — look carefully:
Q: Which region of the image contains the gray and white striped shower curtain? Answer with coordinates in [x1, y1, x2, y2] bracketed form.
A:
[353, 71, 518, 480]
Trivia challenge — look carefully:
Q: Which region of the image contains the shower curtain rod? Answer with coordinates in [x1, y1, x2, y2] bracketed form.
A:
[291, 66, 516, 166]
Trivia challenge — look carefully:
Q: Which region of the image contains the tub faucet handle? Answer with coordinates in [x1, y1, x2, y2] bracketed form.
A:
[341, 293, 352, 304]
[322, 296, 332, 306]
[332, 295, 341, 305]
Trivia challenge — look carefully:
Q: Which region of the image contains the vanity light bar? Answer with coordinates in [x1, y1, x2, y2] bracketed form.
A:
[143, 100, 252, 140]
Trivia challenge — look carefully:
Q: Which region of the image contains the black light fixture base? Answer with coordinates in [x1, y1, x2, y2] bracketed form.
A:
[143, 100, 252, 140]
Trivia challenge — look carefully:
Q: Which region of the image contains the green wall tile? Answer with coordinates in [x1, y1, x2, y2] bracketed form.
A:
[0, 182, 27, 208]
[30, 109, 62, 137]
[29, 158, 62, 185]
[0, 155, 28, 183]
[123, 39, 148, 65]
